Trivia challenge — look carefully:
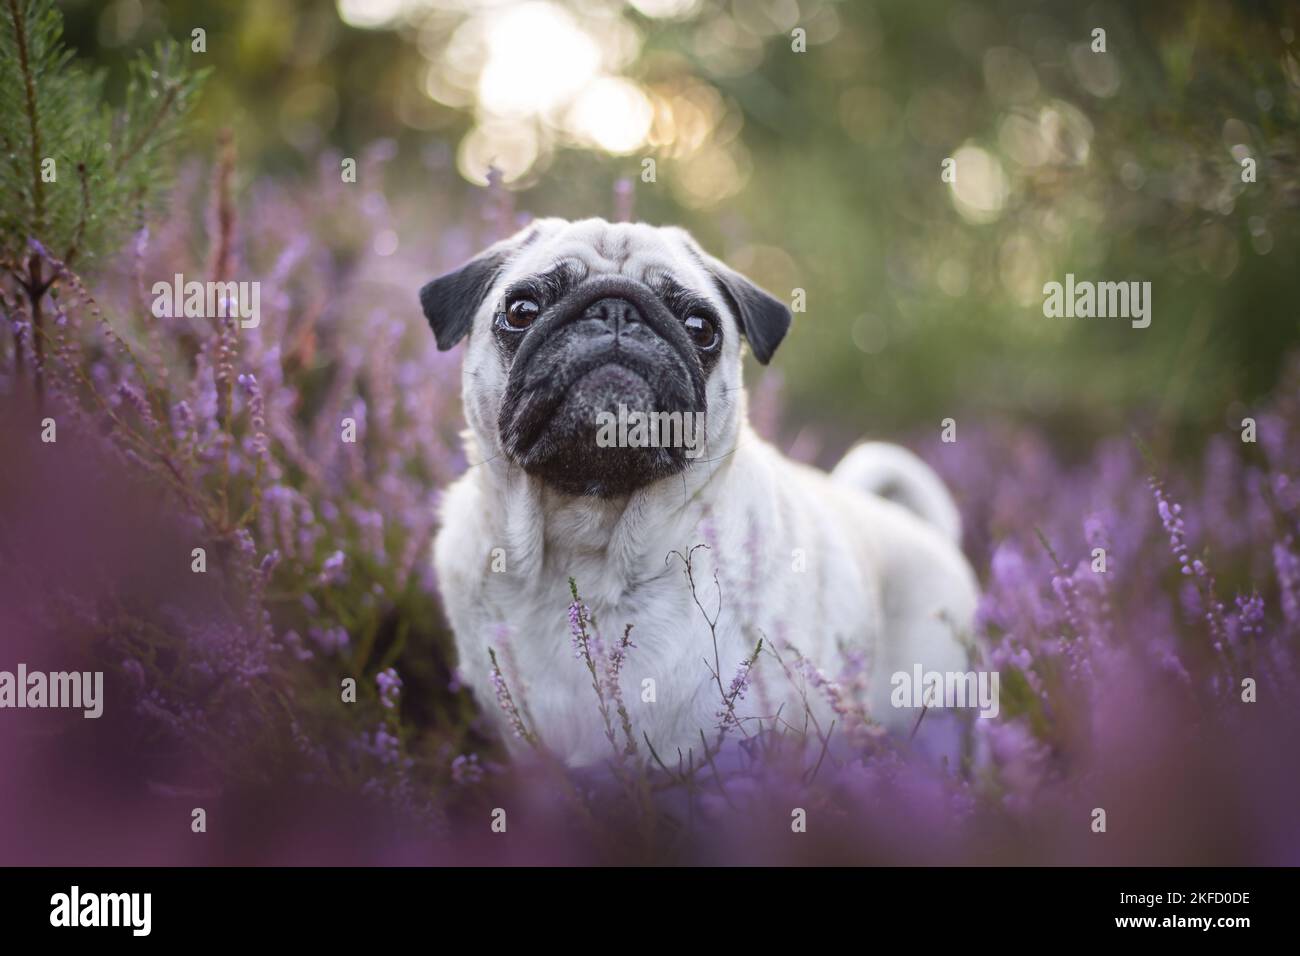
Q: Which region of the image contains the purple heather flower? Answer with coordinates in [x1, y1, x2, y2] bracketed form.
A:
[308, 625, 350, 654]
[488, 666, 530, 741]
[365, 726, 403, 766]
[716, 655, 758, 728]
[115, 382, 158, 430]
[171, 399, 193, 439]
[568, 599, 593, 660]
[728, 663, 752, 700]
[1229, 592, 1265, 643]
[319, 549, 346, 586]
[1149, 478, 1227, 643]
[451, 753, 484, 785]
[234, 528, 256, 560]
[281, 629, 313, 661]
[1152, 482, 1191, 574]
[1274, 542, 1300, 628]
[376, 667, 402, 709]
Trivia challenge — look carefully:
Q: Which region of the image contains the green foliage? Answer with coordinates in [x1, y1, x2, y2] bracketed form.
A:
[0, 0, 206, 273]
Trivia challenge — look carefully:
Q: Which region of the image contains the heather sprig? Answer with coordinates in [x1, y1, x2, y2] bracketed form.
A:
[376, 667, 402, 710]
[1148, 476, 1229, 650]
[717, 638, 764, 734]
[1035, 526, 1084, 640]
[607, 623, 639, 757]
[568, 577, 623, 759]
[487, 648, 537, 748]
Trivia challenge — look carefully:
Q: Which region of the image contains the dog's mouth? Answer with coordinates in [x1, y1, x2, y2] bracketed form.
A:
[498, 277, 707, 498]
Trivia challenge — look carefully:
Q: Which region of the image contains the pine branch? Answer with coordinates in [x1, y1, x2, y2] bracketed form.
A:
[62, 160, 90, 265]
[113, 81, 180, 177]
[0, 0, 206, 399]
[7, 0, 45, 239]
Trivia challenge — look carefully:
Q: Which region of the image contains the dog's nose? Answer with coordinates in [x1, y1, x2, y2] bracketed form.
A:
[582, 297, 644, 333]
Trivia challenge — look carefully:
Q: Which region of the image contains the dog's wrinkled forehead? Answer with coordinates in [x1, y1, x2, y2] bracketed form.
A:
[499, 219, 711, 298]
[420, 216, 791, 363]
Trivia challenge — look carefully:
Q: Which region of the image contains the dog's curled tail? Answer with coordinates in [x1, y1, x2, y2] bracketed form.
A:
[830, 441, 963, 545]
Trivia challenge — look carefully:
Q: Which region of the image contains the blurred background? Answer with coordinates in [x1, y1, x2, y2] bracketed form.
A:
[55, 0, 1300, 459]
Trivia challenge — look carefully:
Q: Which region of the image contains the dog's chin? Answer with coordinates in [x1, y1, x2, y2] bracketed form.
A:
[505, 362, 694, 499]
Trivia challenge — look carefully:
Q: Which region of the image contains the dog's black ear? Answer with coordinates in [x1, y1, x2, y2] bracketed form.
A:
[707, 262, 791, 364]
[675, 232, 791, 364]
[419, 249, 508, 351]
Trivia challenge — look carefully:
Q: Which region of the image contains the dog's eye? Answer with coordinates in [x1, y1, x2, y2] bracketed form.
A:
[684, 314, 719, 351]
[500, 297, 540, 331]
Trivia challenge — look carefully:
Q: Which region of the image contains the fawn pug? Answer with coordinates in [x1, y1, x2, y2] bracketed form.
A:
[422, 218, 977, 765]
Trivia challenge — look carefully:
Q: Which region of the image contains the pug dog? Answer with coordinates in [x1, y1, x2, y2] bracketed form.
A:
[422, 218, 978, 767]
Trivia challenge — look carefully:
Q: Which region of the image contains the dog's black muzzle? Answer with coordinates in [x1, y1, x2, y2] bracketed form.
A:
[498, 276, 708, 498]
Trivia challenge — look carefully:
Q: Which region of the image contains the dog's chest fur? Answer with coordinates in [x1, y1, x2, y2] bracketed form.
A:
[435, 437, 883, 765]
